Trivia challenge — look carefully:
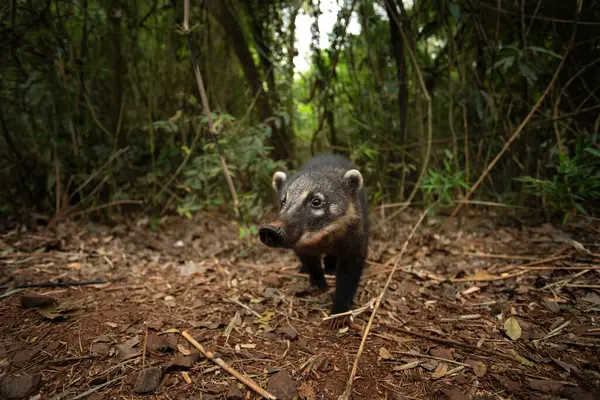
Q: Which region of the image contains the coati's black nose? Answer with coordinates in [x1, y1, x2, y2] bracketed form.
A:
[259, 224, 285, 247]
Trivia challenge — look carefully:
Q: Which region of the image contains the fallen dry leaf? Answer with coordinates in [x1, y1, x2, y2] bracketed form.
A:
[528, 378, 563, 393]
[393, 360, 422, 371]
[181, 371, 192, 384]
[379, 347, 394, 360]
[177, 344, 191, 356]
[431, 363, 448, 379]
[504, 317, 522, 340]
[36, 301, 80, 321]
[465, 359, 487, 377]
[298, 381, 316, 400]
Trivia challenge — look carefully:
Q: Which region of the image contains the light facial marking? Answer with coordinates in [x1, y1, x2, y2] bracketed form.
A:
[329, 204, 340, 216]
[296, 203, 359, 248]
[282, 189, 309, 216]
[312, 208, 325, 217]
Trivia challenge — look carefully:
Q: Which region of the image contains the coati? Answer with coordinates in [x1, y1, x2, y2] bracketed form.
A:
[258, 153, 370, 327]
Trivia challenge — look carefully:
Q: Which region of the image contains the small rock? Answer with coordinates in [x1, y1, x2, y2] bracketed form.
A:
[20, 294, 57, 308]
[312, 355, 331, 372]
[582, 292, 600, 306]
[543, 300, 560, 313]
[226, 382, 244, 400]
[264, 287, 277, 299]
[560, 386, 597, 400]
[203, 383, 227, 394]
[11, 348, 40, 367]
[133, 367, 163, 394]
[146, 333, 169, 352]
[529, 379, 564, 393]
[441, 284, 456, 300]
[445, 387, 470, 400]
[267, 370, 298, 400]
[277, 326, 298, 340]
[0, 373, 42, 399]
[263, 275, 282, 288]
[263, 332, 278, 341]
[90, 342, 111, 357]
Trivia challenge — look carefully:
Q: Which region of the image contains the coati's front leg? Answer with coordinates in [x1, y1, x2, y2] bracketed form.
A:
[327, 255, 365, 329]
[300, 255, 337, 275]
[296, 253, 328, 292]
[323, 255, 337, 275]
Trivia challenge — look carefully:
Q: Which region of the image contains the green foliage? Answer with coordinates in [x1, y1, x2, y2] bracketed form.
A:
[516, 142, 600, 223]
[1, 0, 599, 224]
[421, 149, 471, 209]
[176, 114, 287, 221]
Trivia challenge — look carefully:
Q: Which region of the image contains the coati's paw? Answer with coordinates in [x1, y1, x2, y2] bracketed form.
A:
[325, 315, 352, 330]
[309, 280, 329, 293]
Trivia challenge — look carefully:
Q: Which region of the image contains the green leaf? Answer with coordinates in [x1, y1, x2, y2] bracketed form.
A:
[527, 46, 562, 59]
[449, 3, 461, 21]
[574, 203, 588, 216]
[518, 61, 538, 85]
[584, 147, 600, 158]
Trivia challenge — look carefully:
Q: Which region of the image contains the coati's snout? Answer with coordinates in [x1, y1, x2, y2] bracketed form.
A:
[259, 223, 285, 248]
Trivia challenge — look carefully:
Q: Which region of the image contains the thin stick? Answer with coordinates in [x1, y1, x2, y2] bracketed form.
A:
[444, 0, 583, 225]
[181, 331, 276, 399]
[391, 350, 472, 368]
[339, 206, 431, 400]
[141, 323, 149, 368]
[466, 252, 540, 261]
[391, 327, 521, 363]
[161, 0, 243, 224]
[370, 6, 433, 234]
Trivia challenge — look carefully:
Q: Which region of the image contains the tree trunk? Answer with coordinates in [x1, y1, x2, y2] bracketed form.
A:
[385, 0, 408, 145]
[205, 0, 293, 165]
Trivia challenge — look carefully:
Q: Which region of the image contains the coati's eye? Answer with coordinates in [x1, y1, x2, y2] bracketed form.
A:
[310, 197, 323, 208]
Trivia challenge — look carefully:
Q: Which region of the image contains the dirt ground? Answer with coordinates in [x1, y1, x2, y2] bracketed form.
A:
[1, 208, 599, 400]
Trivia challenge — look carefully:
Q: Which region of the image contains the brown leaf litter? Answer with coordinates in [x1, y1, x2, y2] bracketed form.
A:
[0, 209, 599, 399]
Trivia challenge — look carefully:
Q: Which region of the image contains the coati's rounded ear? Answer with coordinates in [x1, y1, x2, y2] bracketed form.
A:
[272, 171, 287, 192]
[343, 169, 363, 192]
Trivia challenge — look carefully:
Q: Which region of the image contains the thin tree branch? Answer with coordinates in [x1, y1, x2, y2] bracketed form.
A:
[444, 0, 583, 225]
[339, 206, 432, 400]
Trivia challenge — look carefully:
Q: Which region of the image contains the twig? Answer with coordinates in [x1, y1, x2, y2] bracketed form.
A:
[371, 6, 433, 233]
[467, 252, 540, 261]
[542, 269, 591, 290]
[0, 277, 124, 290]
[339, 206, 431, 400]
[390, 327, 522, 363]
[141, 323, 149, 368]
[227, 298, 262, 318]
[45, 355, 97, 365]
[66, 200, 143, 218]
[181, 331, 276, 399]
[444, 0, 583, 225]
[70, 376, 124, 400]
[310, 0, 358, 153]
[176, 0, 242, 224]
[450, 269, 531, 282]
[498, 254, 571, 273]
[322, 298, 376, 321]
[391, 350, 471, 368]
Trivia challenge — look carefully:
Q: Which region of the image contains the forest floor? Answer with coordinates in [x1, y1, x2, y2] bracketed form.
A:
[1, 208, 600, 400]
